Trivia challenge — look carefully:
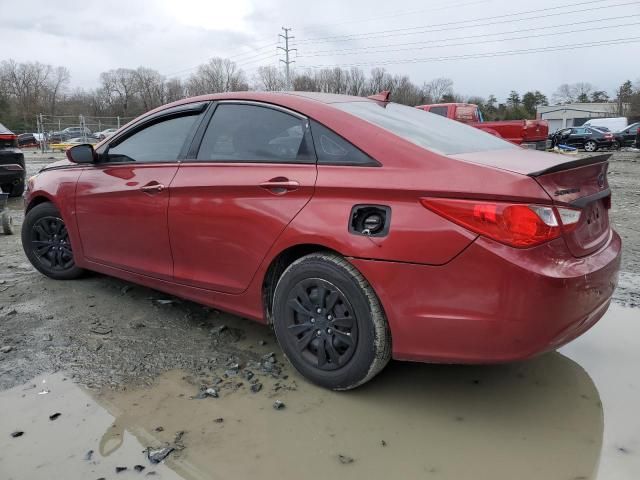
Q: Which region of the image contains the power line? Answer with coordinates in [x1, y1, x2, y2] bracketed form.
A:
[297, 0, 491, 35]
[297, 36, 640, 69]
[297, 20, 640, 59]
[295, 0, 636, 44]
[300, 13, 639, 56]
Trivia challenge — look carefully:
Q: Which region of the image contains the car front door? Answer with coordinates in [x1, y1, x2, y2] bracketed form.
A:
[566, 127, 583, 147]
[75, 105, 205, 280]
[168, 102, 317, 293]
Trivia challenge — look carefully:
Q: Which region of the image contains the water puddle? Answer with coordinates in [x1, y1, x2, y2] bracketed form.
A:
[1, 305, 638, 479]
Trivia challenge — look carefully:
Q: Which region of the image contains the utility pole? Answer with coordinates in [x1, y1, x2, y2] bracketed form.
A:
[278, 27, 296, 90]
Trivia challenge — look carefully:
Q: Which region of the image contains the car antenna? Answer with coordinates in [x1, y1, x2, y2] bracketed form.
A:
[367, 90, 391, 103]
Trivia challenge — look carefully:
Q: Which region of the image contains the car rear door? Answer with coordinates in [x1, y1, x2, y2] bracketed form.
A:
[75, 104, 206, 280]
[168, 101, 317, 294]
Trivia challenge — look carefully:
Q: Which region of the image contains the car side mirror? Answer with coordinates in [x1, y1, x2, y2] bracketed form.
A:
[66, 144, 96, 164]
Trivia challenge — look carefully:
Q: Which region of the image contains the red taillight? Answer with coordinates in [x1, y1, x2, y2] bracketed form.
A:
[421, 198, 569, 248]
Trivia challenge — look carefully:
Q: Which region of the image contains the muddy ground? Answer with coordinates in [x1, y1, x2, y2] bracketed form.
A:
[1, 149, 639, 479]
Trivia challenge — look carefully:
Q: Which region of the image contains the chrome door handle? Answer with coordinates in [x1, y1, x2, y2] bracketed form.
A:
[141, 183, 165, 193]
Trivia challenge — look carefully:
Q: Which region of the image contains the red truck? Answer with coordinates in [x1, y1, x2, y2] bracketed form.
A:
[416, 103, 549, 150]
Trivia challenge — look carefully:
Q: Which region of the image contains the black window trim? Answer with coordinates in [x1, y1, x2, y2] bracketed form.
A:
[96, 101, 210, 164]
[184, 100, 317, 165]
[309, 119, 381, 167]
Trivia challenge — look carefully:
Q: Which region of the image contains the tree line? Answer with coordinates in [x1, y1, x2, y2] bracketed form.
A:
[1, 57, 639, 132]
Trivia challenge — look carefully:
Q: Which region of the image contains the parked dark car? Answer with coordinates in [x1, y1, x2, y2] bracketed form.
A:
[17, 133, 39, 148]
[613, 122, 640, 149]
[0, 122, 26, 197]
[49, 126, 92, 142]
[20, 92, 621, 390]
[549, 126, 614, 152]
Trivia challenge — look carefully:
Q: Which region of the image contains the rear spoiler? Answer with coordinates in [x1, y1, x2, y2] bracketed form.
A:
[528, 153, 611, 177]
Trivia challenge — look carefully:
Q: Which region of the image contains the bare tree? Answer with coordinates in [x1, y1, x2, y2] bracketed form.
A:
[186, 58, 247, 96]
[254, 65, 286, 91]
[134, 67, 166, 111]
[573, 82, 593, 103]
[346, 67, 366, 96]
[46, 66, 70, 116]
[164, 78, 185, 103]
[552, 83, 576, 104]
[422, 77, 453, 103]
[100, 68, 139, 116]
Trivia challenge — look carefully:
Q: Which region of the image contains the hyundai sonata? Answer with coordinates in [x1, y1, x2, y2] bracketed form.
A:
[21, 92, 621, 389]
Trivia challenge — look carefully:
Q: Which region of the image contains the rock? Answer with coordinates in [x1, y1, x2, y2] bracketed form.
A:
[10, 431, 24, 438]
[250, 382, 263, 393]
[212, 325, 227, 334]
[214, 417, 224, 423]
[243, 370, 254, 380]
[1, 345, 13, 353]
[6, 309, 17, 316]
[49, 413, 61, 421]
[204, 387, 219, 398]
[154, 426, 164, 432]
[146, 446, 175, 464]
[90, 327, 112, 335]
[273, 400, 285, 410]
[115, 466, 127, 473]
[84, 450, 94, 461]
[134, 464, 146, 472]
[338, 454, 354, 464]
[121, 285, 133, 294]
[154, 299, 179, 305]
[381, 440, 387, 447]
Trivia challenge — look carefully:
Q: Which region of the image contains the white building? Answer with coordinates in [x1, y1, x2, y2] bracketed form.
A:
[537, 103, 628, 132]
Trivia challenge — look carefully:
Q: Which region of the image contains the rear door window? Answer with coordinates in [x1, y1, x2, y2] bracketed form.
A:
[196, 103, 314, 163]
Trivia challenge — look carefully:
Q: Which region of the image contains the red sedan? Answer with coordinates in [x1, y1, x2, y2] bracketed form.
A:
[21, 92, 621, 390]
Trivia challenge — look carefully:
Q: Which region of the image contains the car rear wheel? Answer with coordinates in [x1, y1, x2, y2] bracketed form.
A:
[584, 140, 598, 152]
[272, 252, 391, 390]
[612, 140, 621, 150]
[22, 202, 84, 280]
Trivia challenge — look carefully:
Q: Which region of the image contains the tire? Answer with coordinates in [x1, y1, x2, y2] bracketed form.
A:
[272, 252, 391, 390]
[613, 140, 621, 150]
[21, 202, 84, 280]
[2, 212, 13, 235]
[584, 140, 598, 152]
[8, 180, 25, 197]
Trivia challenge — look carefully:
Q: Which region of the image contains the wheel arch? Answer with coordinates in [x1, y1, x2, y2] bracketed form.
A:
[262, 243, 348, 325]
[25, 194, 56, 213]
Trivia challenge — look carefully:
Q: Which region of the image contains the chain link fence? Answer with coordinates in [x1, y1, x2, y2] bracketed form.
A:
[33, 114, 135, 151]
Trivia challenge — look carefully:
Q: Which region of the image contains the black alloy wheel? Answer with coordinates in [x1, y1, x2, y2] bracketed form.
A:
[285, 278, 358, 371]
[22, 202, 84, 280]
[30, 216, 74, 271]
[272, 252, 391, 390]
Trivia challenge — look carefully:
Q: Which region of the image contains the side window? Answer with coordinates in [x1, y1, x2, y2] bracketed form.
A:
[196, 104, 314, 163]
[428, 106, 448, 117]
[108, 114, 199, 163]
[310, 120, 379, 166]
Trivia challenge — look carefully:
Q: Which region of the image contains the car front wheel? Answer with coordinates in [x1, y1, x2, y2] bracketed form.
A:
[272, 252, 391, 390]
[21, 202, 84, 280]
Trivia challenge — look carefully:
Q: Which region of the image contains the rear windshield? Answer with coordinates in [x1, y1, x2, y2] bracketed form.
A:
[334, 101, 517, 155]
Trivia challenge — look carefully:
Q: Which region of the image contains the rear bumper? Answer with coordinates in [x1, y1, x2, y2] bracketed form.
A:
[350, 229, 621, 363]
[521, 140, 549, 151]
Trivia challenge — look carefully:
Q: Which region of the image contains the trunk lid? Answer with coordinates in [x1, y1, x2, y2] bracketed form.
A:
[452, 149, 611, 257]
[532, 155, 611, 257]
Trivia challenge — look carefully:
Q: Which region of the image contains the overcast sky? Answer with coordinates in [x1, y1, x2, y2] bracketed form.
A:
[1, 0, 639, 101]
